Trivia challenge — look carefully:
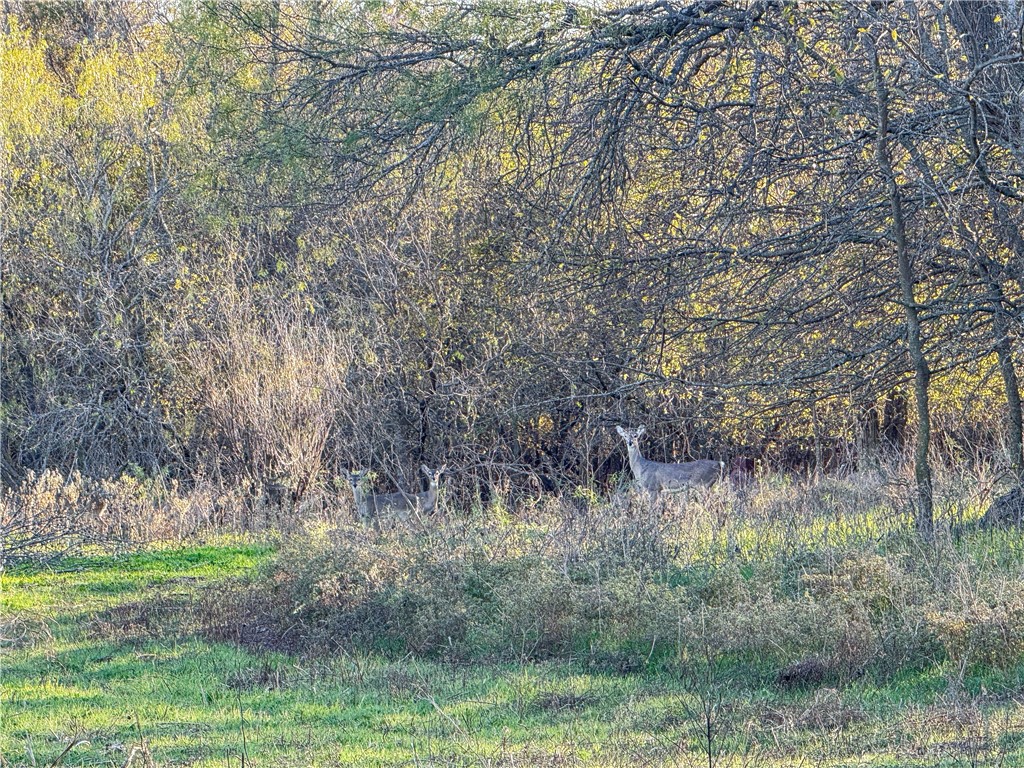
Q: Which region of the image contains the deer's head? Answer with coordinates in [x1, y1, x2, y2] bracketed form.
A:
[421, 464, 448, 488]
[346, 469, 370, 493]
[615, 425, 646, 451]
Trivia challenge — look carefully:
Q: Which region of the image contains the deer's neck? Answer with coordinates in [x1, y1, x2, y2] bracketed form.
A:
[421, 483, 438, 507]
[353, 485, 372, 511]
[627, 444, 648, 477]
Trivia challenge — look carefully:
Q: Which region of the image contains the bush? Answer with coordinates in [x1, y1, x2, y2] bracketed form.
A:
[205, 469, 1024, 683]
[0, 469, 193, 562]
[926, 581, 1024, 671]
[1, 469, 86, 563]
[222, 516, 691, 661]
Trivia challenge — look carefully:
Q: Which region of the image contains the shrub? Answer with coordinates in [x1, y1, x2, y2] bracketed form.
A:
[225, 515, 695, 661]
[205, 467, 1021, 683]
[926, 583, 1024, 670]
[0, 468, 281, 563]
[1, 469, 85, 563]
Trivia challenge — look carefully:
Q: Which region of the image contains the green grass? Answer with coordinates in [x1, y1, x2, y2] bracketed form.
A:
[6, 537, 1024, 767]
[2, 541, 272, 610]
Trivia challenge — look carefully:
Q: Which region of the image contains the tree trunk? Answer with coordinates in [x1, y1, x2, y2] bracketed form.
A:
[868, 38, 934, 534]
[946, 0, 1024, 478]
[957, 209, 1024, 478]
[978, 241, 1024, 478]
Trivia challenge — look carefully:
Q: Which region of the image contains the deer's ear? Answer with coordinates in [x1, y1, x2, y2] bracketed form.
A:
[421, 464, 431, 476]
[636, 425, 646, 436]
[616, 426, 627, 438]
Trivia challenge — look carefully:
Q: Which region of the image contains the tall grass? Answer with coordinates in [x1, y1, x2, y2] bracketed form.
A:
[203, 463, 1024, 694]
[0, 467, 338, 564]
[9, 464, 1024, 767]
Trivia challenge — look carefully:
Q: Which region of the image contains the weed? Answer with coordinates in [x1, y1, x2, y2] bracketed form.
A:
[9, 469, 1024, 766]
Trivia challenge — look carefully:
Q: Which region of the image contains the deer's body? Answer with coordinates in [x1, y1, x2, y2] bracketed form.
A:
[616, 426, 723, 492]
[347, 465, 445, 529]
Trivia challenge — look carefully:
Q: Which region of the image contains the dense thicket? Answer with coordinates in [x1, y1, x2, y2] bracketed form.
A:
[2, 1, 1023, 523]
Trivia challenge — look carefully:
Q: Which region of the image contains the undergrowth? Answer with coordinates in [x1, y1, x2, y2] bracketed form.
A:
[214, 468, 1024, 690]
[9, 466, 1024, 766]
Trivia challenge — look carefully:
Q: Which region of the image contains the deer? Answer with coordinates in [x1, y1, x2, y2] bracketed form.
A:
[615, 425, 724, 495]
[346, 464, 447, 530]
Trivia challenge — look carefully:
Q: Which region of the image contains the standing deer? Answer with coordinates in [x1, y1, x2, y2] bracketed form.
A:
[346, 464, 447, 530]
[615, 426, 724, 494]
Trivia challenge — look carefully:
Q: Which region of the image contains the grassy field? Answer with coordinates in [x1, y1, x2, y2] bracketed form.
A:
[6, 477, 1024, 767]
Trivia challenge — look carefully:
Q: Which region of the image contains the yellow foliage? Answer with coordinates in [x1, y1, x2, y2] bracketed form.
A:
[0, 22, 62, 146]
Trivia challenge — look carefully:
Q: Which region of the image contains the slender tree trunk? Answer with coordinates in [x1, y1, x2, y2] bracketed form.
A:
[957, 211, 1024, 478]
[983, 192, 1024, 480]
[978, 246, 1024, 478]
[946, 1, 1024, 476]
[868, 40, 934, 534]
[858, 399, 881, 470]
[991, 283, 1024, 478]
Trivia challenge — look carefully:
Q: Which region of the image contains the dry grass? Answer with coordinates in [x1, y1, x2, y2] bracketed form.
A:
[9, 511, 1024, 767]
[0, 468, 342, 564]
[191, 462, 1022, 696]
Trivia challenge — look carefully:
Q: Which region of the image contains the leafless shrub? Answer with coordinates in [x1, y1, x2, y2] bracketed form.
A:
[186, 298, 352, 519]
[926, 576, 1024, 673]
[0, 467, 296, 561]
[1, 469, 80, 563]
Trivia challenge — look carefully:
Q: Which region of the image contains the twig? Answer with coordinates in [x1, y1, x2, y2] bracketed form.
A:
[45, 738, 88, 768]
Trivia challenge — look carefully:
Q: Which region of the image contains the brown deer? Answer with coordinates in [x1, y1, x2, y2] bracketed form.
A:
[615, 426, 723, 494]
[346, 465, 447, 529]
